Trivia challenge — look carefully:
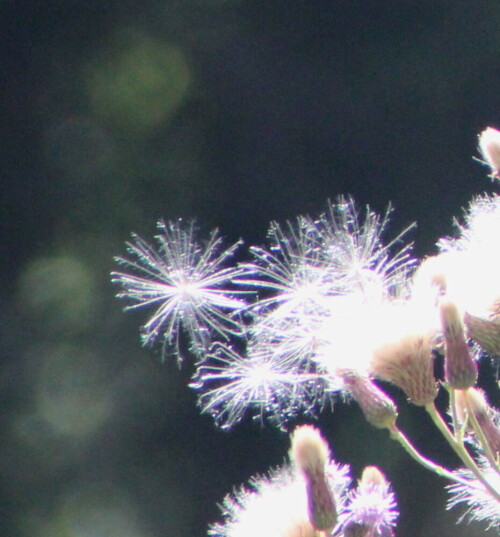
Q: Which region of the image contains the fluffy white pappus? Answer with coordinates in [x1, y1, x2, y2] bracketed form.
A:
[253, 314, 322, 371]
[239, 198, 417, 381]
[111, 220, 250, 361]
[339, 467, 398, 537]
[312, 295, 380, 375]
[313, 295, 439, 383]
[191, 342, 336, 430]
[447, 461, 500, 530]
[209, 460, 351, 537]
[240, 214, 338, 318]
[434, 194, 500, 318]
[241, 197, 415, 331]
[315, 197, 416, 301]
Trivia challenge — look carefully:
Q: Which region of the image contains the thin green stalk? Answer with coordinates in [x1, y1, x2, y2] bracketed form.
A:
[463, 396, 500, 473]
[388, 425, 471, 487]
[425, 402, 500, 502]
[448, 388, 461, 439]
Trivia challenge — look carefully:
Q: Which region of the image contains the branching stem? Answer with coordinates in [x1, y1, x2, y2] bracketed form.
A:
[425, 402, 500, 502]
[388, 425, 470, 487]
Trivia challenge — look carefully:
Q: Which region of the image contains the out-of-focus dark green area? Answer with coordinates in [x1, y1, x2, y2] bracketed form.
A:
[2, 1, 500, 536]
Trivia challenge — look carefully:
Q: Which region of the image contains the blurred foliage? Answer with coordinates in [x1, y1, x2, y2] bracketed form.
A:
[34, 343, 112, 438]
[17, 256, 97, 335]
[86, 32, 191, 135]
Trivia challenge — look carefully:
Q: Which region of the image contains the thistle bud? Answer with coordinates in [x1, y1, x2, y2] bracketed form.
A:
[340, 466, 397, 537]
[464, 312, 500, 356]
[453, 389, 468, 425]
[478, 126, 500, 180]
[439, 299, 477, 389]
[342, 372, 398, 429]
[464, 388, 500, 458]
[290, 425, 337, 532]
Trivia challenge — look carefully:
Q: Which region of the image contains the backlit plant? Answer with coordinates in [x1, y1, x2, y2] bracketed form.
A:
[111, 127, 500, 536]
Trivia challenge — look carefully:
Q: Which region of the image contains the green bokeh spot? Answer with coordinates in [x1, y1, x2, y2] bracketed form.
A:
[87, 36, 191, 133]
[17, 256, 96, 334]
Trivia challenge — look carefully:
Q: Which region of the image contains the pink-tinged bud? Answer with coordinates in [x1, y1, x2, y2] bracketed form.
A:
[453, 389, 468, 425]
[370, 333, 437, 406]
[464, 388, 500, 458]
[290, 425, 337, 532]
[340, 466, 397, 537]
[439, 299, 477, 389]
[464, 311, 500, 356]
[290, 425, 329, 475]
[478, 127, 500, 180]
[305, 471, 337, 533]
[342, 372, 398, 429]
[359, 466, 389, 488]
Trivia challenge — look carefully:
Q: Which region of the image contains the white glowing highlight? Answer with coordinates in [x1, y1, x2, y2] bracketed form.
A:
[112, 220, 249, 359]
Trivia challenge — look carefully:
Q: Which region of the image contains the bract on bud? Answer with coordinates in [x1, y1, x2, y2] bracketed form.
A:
[340, 465, 397, 537]
[359, 466, 389, 488]
[439, 299, 477, 389]
[290, 425, 330, 476]
[290, 425, 337, 532]
[464, 312, 500, 356]
[342, 372, 398, 429]
[464, 388, 500, 458]
[478, 126, 500, 180]
[371, 332, 437, 406]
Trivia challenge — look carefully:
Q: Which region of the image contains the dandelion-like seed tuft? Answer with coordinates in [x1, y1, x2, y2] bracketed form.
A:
[191, 342, 332, 429]
[111, 220, 249, 361]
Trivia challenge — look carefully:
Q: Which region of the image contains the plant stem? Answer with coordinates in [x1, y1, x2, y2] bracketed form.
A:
[388, 425, 471, 487]
[463, 396, 500, 473]
[425, 402, 500, 502]
[448, 388, 460, 438]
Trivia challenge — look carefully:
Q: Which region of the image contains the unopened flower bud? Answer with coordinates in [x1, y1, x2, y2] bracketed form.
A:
[359, 466, 389, 488]
[439, 299, 477, 389]
[464, 312, 500, 356]
[453, 389, 468, 425]
[464, 388, 500, 458]
[371, 332, 437, 406]
[340, 466, 397, 537]
[478, 126, 500, 180]
[342, 372, 398, 429]
[290, 425, 337, 532]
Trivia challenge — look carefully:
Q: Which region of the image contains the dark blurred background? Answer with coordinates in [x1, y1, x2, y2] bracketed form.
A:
[2, 1, 500, 536]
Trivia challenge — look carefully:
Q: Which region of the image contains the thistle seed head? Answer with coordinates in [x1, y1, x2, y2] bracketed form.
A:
[371, 331, 437, 406]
